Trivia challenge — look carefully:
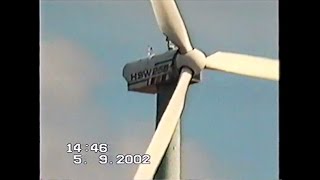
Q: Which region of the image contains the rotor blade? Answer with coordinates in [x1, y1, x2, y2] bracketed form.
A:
[133, 67, 193, 180]
[205, 51, 279, 81]
[150, 0, 193, 54]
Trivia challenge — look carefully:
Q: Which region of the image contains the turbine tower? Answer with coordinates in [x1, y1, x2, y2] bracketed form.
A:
[122, 0, 279, 179]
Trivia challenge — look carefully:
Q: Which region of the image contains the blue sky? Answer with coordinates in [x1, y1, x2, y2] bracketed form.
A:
[41, 1, 278, 180]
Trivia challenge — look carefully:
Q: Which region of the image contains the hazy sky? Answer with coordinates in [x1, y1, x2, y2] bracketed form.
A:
[40, 0, 278, 180]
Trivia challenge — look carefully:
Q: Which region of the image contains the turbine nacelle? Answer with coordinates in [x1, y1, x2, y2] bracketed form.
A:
[122, 49, 201, 94]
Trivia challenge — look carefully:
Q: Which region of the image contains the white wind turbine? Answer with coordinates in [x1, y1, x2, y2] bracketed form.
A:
[128, 0, 279, 179]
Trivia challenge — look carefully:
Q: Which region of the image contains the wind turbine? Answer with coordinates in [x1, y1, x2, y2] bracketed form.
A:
[122, 0, 279, 179]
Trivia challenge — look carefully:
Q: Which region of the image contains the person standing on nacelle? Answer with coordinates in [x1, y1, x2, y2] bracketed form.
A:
[147, 45, 155, 59]
[166, 36, 177, 50]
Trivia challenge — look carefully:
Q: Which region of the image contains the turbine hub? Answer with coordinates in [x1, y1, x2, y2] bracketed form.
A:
[175, 48, 206, 76]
